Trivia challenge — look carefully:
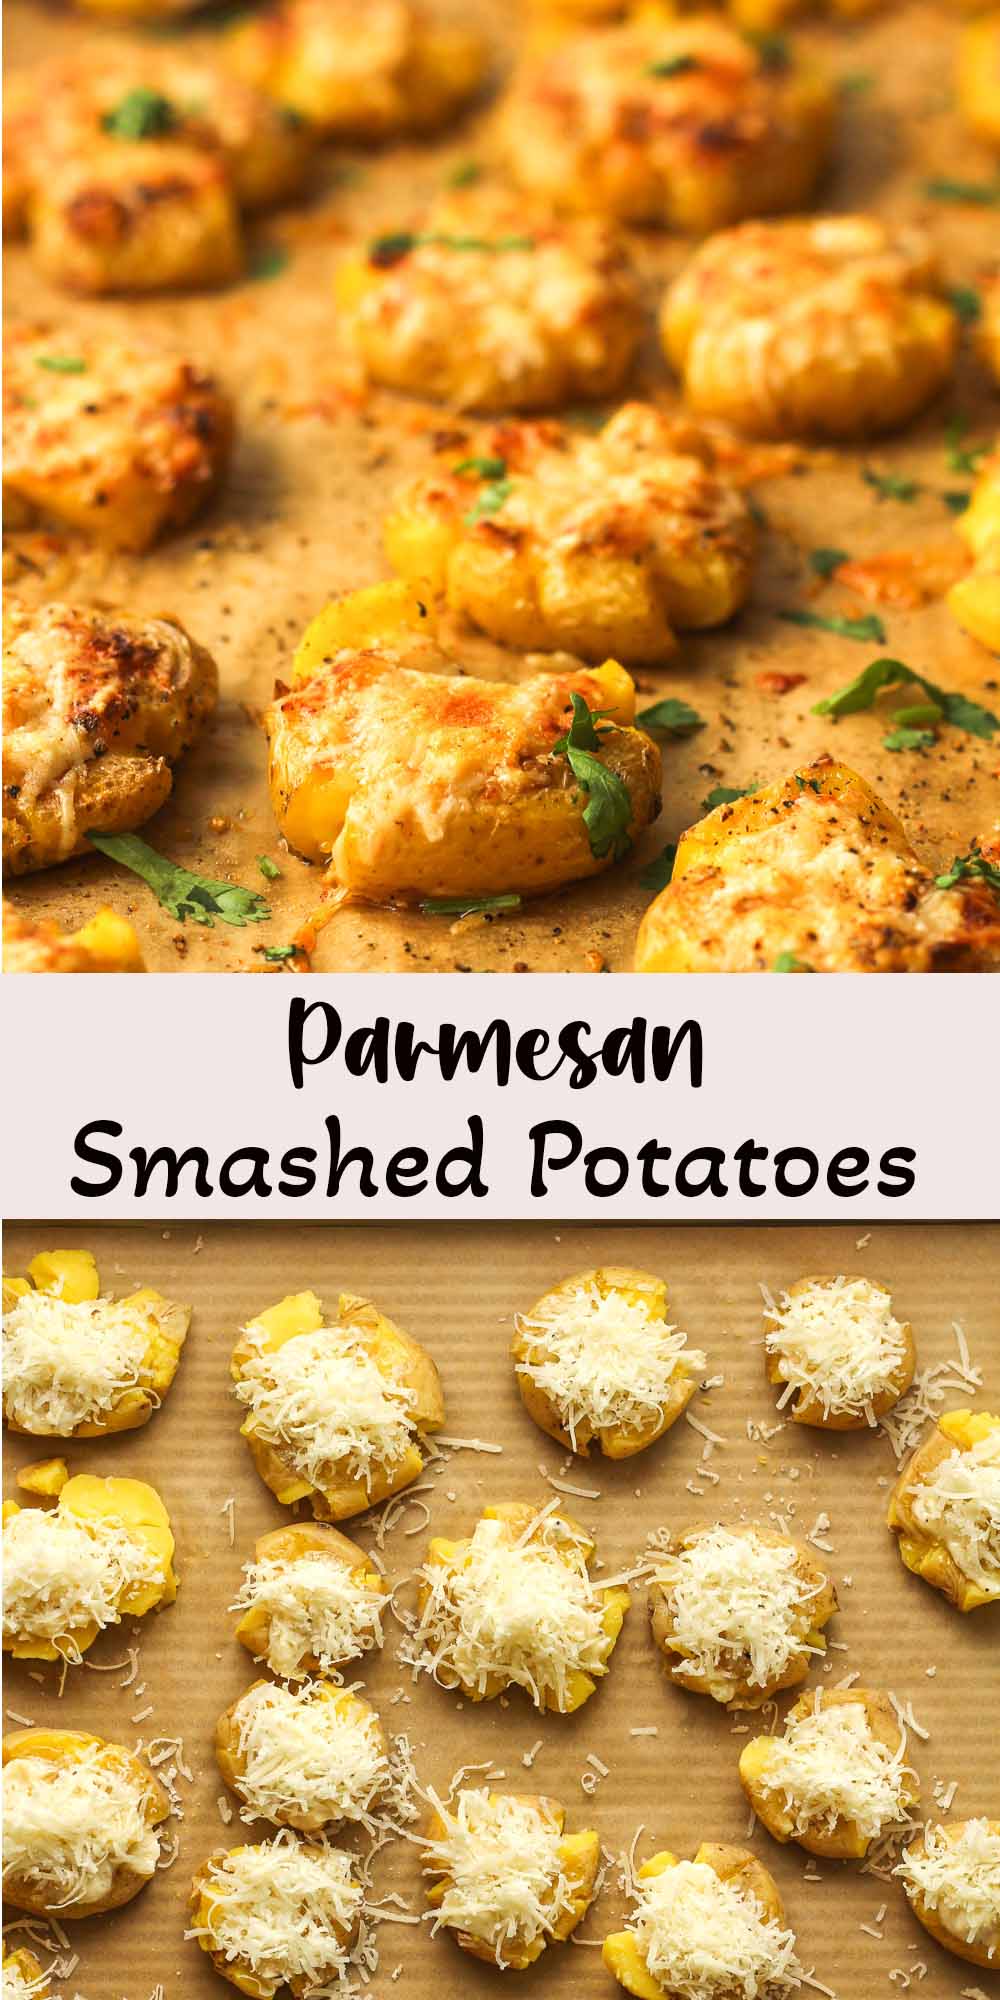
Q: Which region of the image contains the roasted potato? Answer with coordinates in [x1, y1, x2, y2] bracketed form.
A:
[231, 1287, 445, 1521]
[2, 1474, 177, 1661]
[190, 1835, 363, 1999]
[982, 275, 1000, 385]
[423, 1789, 600, 1968]
[2, 1946, 51, 1999]
[738, 1687, 917, 1858]
[2, 1729, 169, 1918]
[2, 1247, 189, 1435]
[957, 14, 1000, 147]
[501, 16, 834, 230]
[29, 138, 243, 296]
[216, 1679, 389, 1833]
[3, 599, 218, 877]
[649, 1522, 838, 1706]
[336, 190, 642, 412]
[635, 756, 1000, 971]
[887, 1408, 1000, 1610]
[603, 1842, 795, 1998]
[267, 583, 661, 903]
[948, 448, 1000, 651]
[233, 1521, 387, 1680]
[3, 901, 145, 974]
[896, 1818, 1000, 1969]
[762, 1273, 915, 1429]
[513, 1264, 706, 1456]
[662, 217, 957, 438]
[385, 406, 755, 660]
[226, 0, 486, 138]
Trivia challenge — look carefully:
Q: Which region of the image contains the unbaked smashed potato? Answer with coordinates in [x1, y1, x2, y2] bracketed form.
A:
[896, 1817, 1000, 1969]
[3, 1247, 188, 1436]
[649, 1521, 838, 1706]
[3, 599, 217, 877]
[2, 1474, 177, 1661]
[3, 901, 145, 974]
[949, 448, 1000, 652]
[231, 1287, 445, 1520]
[385, 405, 755, 661]
[189, 1833, 363, 1999]
[232, 1521, 387, 1681]
[422, 1787, 600, 1969]
[216, 1679, 389, 1833]
[2, 1729, 169, 1918]
[957, 14, 1000, 147]
[739, 1687, 917, 1858]
[502, 16, 834, 230]
[635, 757, 1000, 972]
[762, 1273, 915, 1428]
[887, 1408, 1000, 1611]
[227, 0, 487, 138]
[603, 1842, 799, 1999]
[662, 217, 957, 437]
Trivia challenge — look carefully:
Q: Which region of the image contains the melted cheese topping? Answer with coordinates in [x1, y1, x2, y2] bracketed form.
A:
[2, 1290, 150, 1434]
[3, 1505, 163, 1655]
[2, 1746, 158, 1908]
[235, 1326, 416, 1493]
[757, 1699, 911, 1840]
[897, 1820, 1000, 1948]
[516, 1279, 705, 1447]
[230, 1683, 388, 1830]
[626, 1860, 801, 2000]
[763, 1277, 907, 1422]
[656, 1528, 823, 1690]
[231, 1553, 385, 1681]
[910, 1432, 1000, 1591]
[425, 1789, 572, 1960]
[189, 1832, 363, 1986]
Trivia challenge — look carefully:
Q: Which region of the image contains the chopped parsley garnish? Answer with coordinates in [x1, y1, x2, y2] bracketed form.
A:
[780, 607, 887, 644]
[772, 952, 814, 972]
[553, 693, 632, 861]
[453, 455, 508, 481]
[809, 546, 848, 578]
[35, 355, 87, 374]
[892, 702, 942, 726]
[248, 244, 289, 281]
[701, 783, 756, 811]
[945, 417, 989, 476]
[368, 229, 534, 266]
[447, 160, 482, 187]
[635, 697, 705, 737]
[744, 28, 790, 69]
[464, 477, 513, 523]
[812, 657, 998, 740]
[638, 842, 677, 893]
[862, 467, 920, 503]
[647, 54, 699, 76]
[101, 87, 177, 141]
[946, 285, 982, 326]
[255, 943, 301, 962]
[88, 833, 272, 927]
[882, 726, 936, 751]
[257, 855, 282, 880]
[935, 846, 1000, 894]
[420, 893, 523, 917]
[923, 175, 1000, 207]
[942, 489, 971, 515]
[839, 70, 874, 95]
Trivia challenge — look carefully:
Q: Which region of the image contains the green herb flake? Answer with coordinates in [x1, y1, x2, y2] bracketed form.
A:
[638, 842, 677, 893]
[772, 952, 814, 972]
[553, 694, 633, 861]
[862, 467, 921, 503]
[923, 175, 1000, 207]
[942, 489, 971, 515]
[248, 244, 289, 282]
[780, 607, 887, 645]
[101, 87, 177, 141]
[945, 417, 989, 477]
[646, 53, 699, 76]
[635, 697, 705, 737]
[35, 355, 87, 375]
[420, 893, 523, 917]
[88, 832, 272, 928]
[464, 477, 513, 524]
[701, 783, 756, 812]
[257, 855, 282, 881]
[453, 455, 508, 481]
[447, 160, 483, 188]
[812, 656, 998, 740]
[891, 702, 942, 726]
[946, 285, 982, 326]
[839, 70, 874, 95]
[935, 846, 1000, 894]
[809, 546, 849, 578]
[882, 726, 936, 752]
[254, 943, 301, 962]
[369, 229, 534, 266]
[744, 28, 790, 69]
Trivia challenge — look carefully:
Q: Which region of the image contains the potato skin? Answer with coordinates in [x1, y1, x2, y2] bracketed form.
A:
[513, 1265, 699, 1457]
[649, 1522, 838, 1707]
[603, 1842, 787, 1997]
[422, 1792, 600, 1968]
[738, 1688, 913, 1857]
[887, 1409, 1000, 1611]
[215, 1679, 388, 1832]
[899, 1819, 1000, 1968]
[2, 1729, 169, 1918]
[763, 1272, 915, 1429]
[235, 1520, 387, 1675]
[227, 0, 486, 138]
[3, 901, 145, 973]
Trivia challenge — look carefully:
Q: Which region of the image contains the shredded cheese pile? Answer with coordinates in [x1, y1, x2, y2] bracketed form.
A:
[656, 1528, 823, 1690]
[897, 1820, 1000, 1948]
[231, 1683, 389, 1831]
[626, 1859, 802, 2000]
[188, 1831, 363, 1988]
[2, 1291, 150, 1434]
[757, 1700, 912, 1840]
[402, 1514, 611, 1709]
[910, 1433, 1000, 1591]
[2, 1506, 162, 1656]
[235, 1328, 416, 1494]
[231, 1554, 385, 1681]
[2, 1745, 159, 1909]
[424, 1789, 573, 1962]
[762, 1278, 907, 1423]
[515, 1281, 705, 1447]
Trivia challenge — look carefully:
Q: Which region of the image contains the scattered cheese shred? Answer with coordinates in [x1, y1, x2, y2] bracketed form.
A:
[3, 1743, 160, 1910]
[515, 1281, 705, 1451]
[422, 1789, 575, 1965]
[2, 1506, 162, 1659]
[897, 1820, 1000, 1950]
[910, 1431, 1000, 1592]
[880, 1324, 982, 1464]
[231, 1553, 385, 1682]
[623, 1857, 803, 2000]
[762, 1277, 907, 1424]
[754, 1698, 914, 1842]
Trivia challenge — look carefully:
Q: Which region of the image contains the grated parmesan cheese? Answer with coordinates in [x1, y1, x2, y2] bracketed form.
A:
[2, 1744, 159, 1910]
[228, 1683, 389, 1833]
[897, 1821, 1000, 1951]
[188, 1831, 363, 1989]
[231, 1553, 385, 1683]
[2, 1507, 162, 1659]
[235, 1326, 416, 1496]
[515, 1281, 705, 1451]
[755, 1699, 914, 1842]
[423, 1789, 575, 1963]
[910, 1432, 1000, 1592]
[762, 1278, 907, 1424]
[2, 1293, 151, 1435]
[655, 1527, 826, 1693]
[624, 1858, 802, 1999]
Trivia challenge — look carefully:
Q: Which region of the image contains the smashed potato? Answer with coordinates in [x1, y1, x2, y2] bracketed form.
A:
[3, 599, 217, 877]
[2, 1947, 50, 1999]
[604, 1842, 798, 1999]
[189, 1833, 363, 1999]
[887, 1408, 1000, 1611]
[502, 16, 834, 230]
[404, 1501, 630, 1712]
[2, 1247, 188, 1435]
[662, 217, 957, 438]
[762, 1273, 915, 1428]
[896, 1818, 1000, 1969]
[2, 1729, 169, 1918]
[4, 324, 232, 552]
[957, 15, 1000, 147]
[2, 1474, 177, 1661]
[422, 1788, 600, 1969]
[233, 1521, 387, 1681]
[948, 448, 1000, 652]
[216, 1679, 389, 1833]
[385, 405, 755, 661]
[513, 1264, 706, 1456]
[635, 756, 1000, 972]
[337, 190, 642, 412]
[267, 583, 661, 902]
[3, 901, 145, 974]
[739, 1688, 917, 1858]
[232, 1287, 444, 1521]
[227, 0, 486, 138]
[649, 1522, 838, 1707]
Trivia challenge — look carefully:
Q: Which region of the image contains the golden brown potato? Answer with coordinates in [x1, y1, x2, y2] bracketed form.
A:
[190, 1835, 363, 1999]
[738, 1688, 918, 1858]
[336, 189, 642, 412]
[4, 324, 232, 554]
[231, 1287, 445, 1521]
[3, 599, 218, 878]
[405, 1500, 630, 1713]
[2, 1946, 51, 1999]
[267, 583, 661, 903]
[982, 275, 1000, 384]
[957, 14, 1000, 147]
[2, 1729, 169, 1919]
[762, 1273, 915, 1429]
[896, 1818, 1000, 1969]
[227, 0, 487, 138]
[3, 901, 145, 974]
[384, 406, 755, 660]
[2, 1474, 177, 1661]
[513, 1264, 706, 1457]
[662, 217, 957, 438]
[29, 138, 243, 296]
[216, 1679, 389, 1833]
[887, 1409, 1000, 1611]
[422, 1788, 600, 1968]
[2, 1247, 188, 1436]
[949, 447, 1000, 652]
[603, 1842, 798, 1998]
[635, 756, 1000, 972]
[233, 1521, 387, 1681]
[649, 1522, 838, 1707]
[502, 16, 834, 231]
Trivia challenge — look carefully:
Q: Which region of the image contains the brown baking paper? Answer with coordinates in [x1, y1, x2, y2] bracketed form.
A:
[4, 1, 1000, 972]
[2, 1218, 998, 1997]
